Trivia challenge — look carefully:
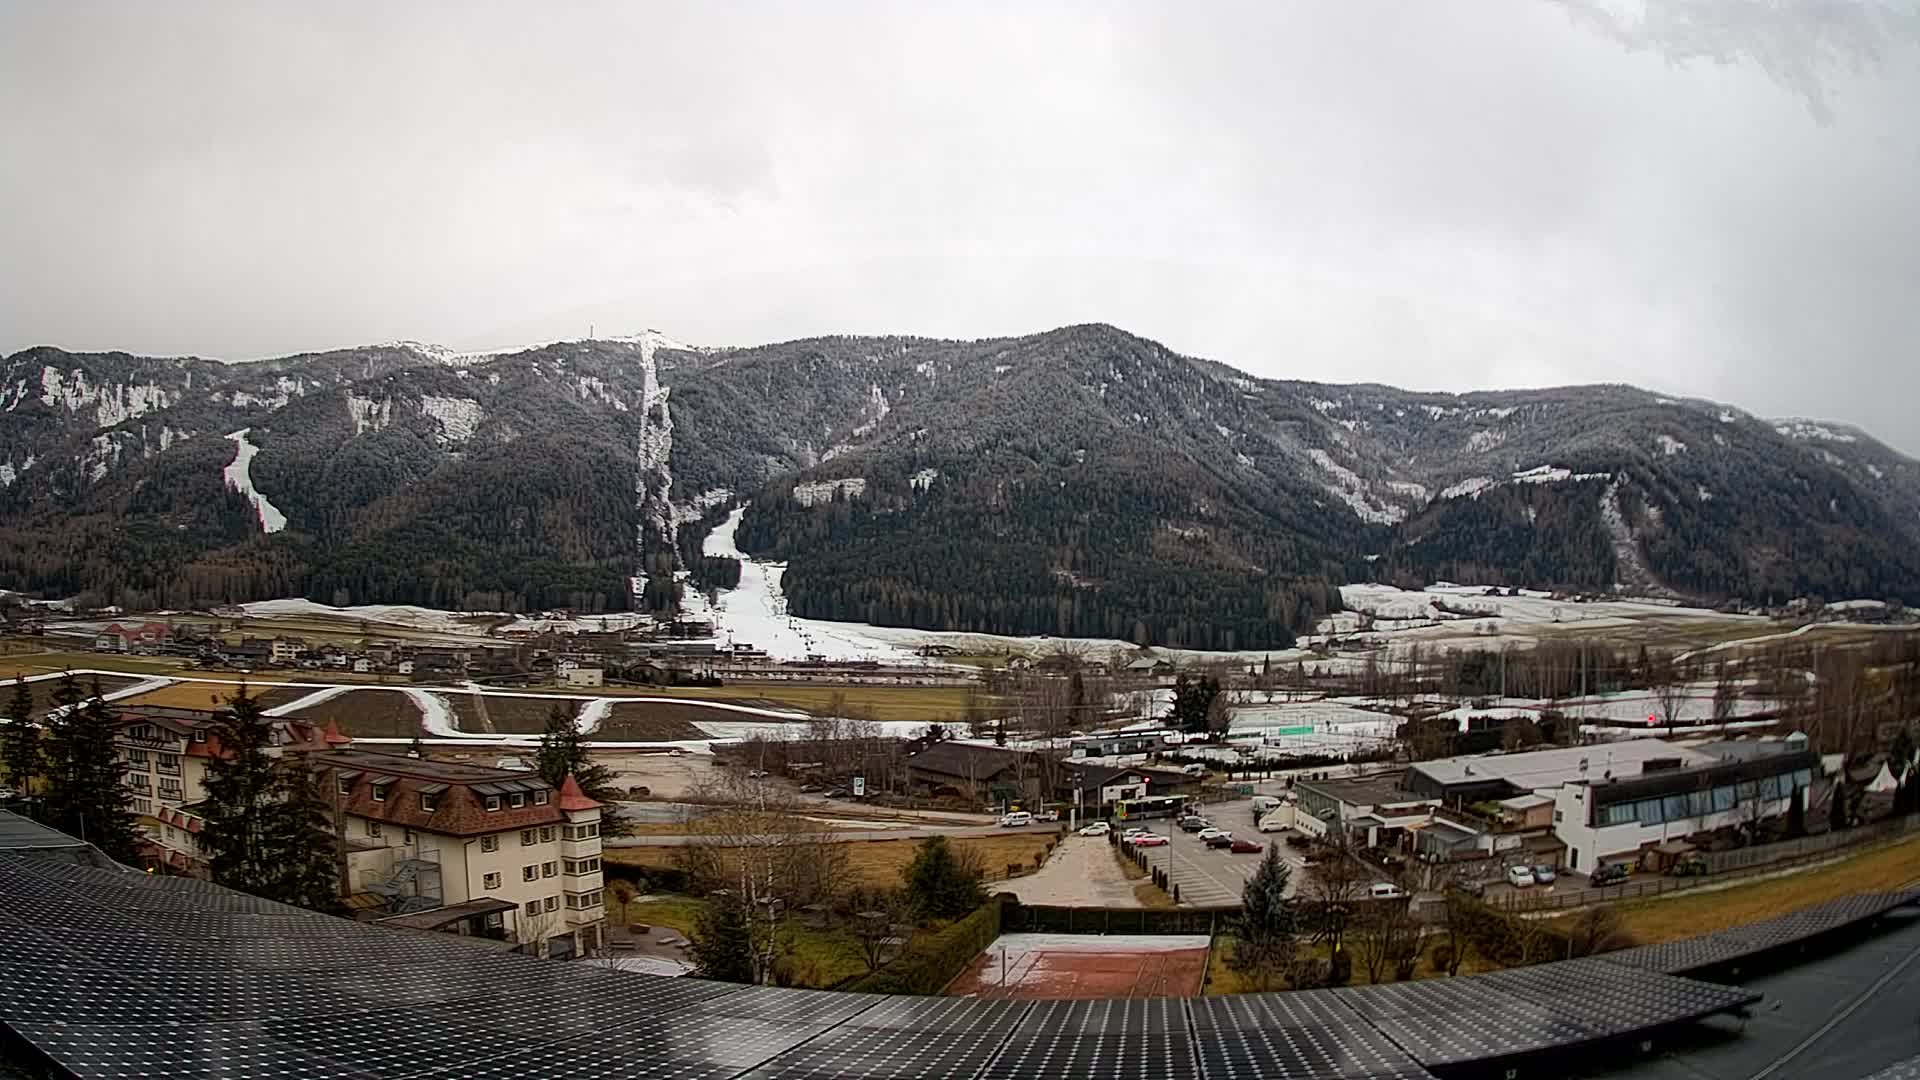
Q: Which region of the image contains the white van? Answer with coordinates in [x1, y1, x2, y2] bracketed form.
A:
[1181, 763, 1208, 777]
[999, 811, 1033, 828]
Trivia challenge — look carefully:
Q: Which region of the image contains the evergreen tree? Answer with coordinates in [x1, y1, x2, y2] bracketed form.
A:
[200, 686, 340, 909]
[38, 680, 136, 857]
[1170, 674, 1222, 736]
[1227, 845, 1297, 991]
[902, 835, 985, 920]
[690, 890, 755, 983]
[533, 702, 626, 835]
[2, 676, 40, 796]
[41, 678, 135, 859]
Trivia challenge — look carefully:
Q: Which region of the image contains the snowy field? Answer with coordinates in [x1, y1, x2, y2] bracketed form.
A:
[1325, 583, 1766, 649]
[1429, 685, 1781, 730]
[1225, 701, 1400, 758]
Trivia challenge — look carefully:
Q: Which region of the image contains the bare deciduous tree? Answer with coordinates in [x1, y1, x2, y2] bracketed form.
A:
[1352, 893, 1420, 983]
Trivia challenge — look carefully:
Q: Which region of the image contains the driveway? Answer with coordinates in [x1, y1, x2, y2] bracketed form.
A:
[990, 835, 1146, 907]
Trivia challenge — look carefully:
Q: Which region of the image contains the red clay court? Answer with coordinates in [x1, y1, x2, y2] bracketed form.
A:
[946, 934, 1211, 999]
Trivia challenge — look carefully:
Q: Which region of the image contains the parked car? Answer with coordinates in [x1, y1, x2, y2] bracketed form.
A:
[1122, 826, 1152, 838]
[1034, 809, 1060, 822]
[1589, 863, 1631, 886]
[1506, 865, 1537, 888]
[999, 812, 1032, 828]
[1078, 821, 1111, 836]
[1181, 763, 1208, 777]
[1204, 832, 1236, 849]
[1368, 883, 1407, 899]
[1229, 838, 1263, 853]
[1256, 813, 1289, 833]
[1197, 828, 1231, 842]
[1532, 864, 1557, 885]
[1177, 816, 1209, 833]
[1131, 833, 1169, 847]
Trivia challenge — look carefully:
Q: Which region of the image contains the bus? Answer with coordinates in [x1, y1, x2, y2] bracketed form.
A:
[1113, 794, 1190, 821]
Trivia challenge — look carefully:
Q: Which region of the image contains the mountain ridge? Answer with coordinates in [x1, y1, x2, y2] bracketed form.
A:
[4, 324, 1918, 646]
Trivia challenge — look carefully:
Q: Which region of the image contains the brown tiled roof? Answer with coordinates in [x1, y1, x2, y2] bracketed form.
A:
[311, 749, 562, 837]
[555, 774, 600, 811]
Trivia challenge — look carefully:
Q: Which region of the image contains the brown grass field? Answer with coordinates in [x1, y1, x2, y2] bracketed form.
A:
[1551, 832, 1920, 945]
[0, 649, 186, 679]
[445, 693, 557, 734]
[0, 675, 142, 718]
[605, 832, 1056, 890]
[593, 702, 712, 742]
[594, 682, 983, 721]
[288, 689, 426, 738]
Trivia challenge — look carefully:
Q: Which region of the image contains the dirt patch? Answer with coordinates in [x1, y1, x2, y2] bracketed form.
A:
[990, 835, 1150, 908]
[596, 702, 733, 742]
[948, 934, 1210, 998]
[4, 675, 142, 718]
[445, 693, 567, 734]
[289, 689, 425, 738]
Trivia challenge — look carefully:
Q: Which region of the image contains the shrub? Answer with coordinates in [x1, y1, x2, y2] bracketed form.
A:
[846, 896, 1005, 995]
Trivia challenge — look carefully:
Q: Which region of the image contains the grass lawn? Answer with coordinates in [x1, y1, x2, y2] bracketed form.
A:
[1203, 935, 1493, 995]
[606, 832, 1058, 890]
[613, 892, 875, 988]
[1551, 832, 1920, 945]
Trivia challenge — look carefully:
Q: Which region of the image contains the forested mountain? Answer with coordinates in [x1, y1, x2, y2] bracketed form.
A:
[4, 325, 1918, 646]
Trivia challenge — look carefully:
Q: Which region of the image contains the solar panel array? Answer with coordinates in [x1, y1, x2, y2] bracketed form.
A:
[0, 843, 1808, 1080]
[1606, 886, 1920, 975]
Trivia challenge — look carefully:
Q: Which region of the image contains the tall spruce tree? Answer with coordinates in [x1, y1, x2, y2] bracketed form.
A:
[690, 890, 755, 983]
[2, 676, 40, 796]
[533, 701, 626, 835]
[200, 687, 341, 909]
[41, 679, 135, 859]
[1227, 845, 1298, 991]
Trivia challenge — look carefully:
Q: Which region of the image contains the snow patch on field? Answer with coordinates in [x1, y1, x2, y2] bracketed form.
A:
[420, 396, 482, 443]
[240, 598, 499, 635]
[222, 429, 287, 533]
[1440, 476, 1496, 500]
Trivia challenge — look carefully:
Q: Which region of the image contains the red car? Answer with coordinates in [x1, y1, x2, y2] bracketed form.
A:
[1229, 838, 1263, 853]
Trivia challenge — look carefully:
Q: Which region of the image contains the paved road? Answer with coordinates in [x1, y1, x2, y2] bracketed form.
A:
[1123, 798, 1313, 907]
[607, 822, 1061, 846]
[1582, 906, 1920, 1079]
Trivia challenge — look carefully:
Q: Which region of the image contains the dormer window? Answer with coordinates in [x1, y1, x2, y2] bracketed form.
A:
[485, 795, 502, 812]
[192, 730, 209, 743]
[418, 783, 447, 813]
[371, 777, 395, 803]
[533, 790, 549, 806]
[509, 793, 525, 809]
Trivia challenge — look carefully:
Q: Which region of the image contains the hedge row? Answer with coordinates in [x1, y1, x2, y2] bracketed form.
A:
[845, 896, 1007, 995]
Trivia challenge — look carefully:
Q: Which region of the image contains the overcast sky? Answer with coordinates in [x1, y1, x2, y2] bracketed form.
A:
[4, 2, 1918, 452]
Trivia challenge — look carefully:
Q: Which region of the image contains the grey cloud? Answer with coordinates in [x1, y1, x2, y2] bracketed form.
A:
[3, 0, 1917, 454]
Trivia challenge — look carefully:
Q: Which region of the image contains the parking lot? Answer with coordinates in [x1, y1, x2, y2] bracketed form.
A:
[1120, 797, 1312, 907]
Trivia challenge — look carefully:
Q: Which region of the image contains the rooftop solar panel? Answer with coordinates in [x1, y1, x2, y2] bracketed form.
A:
[1861, 1054, 1920, 1080]
[10, 1021, 382, 1080]
[1193, 1020, 1435, 1080]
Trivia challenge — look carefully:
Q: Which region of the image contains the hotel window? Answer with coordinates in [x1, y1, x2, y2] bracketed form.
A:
[520, 829, 536, 847]
[337, 777, 353, 796]
[403, 829, 415, 844]
[541, 861, 557, 878]
[129, 775, 151, 792]
[543, 896, 558, 913]
[539, 826, 554, 843]
[481, 835, 499, 853]
[485, 795, 502, 812]
[371, 783, 389, 803]
[522, 865, 537, 882]
[155, 754, 181, 775]
[533, 790, 549, 806]
[483, 872, 501, 890]
[420, 792, 440, 812]
[193, 730, 209, 743]
[564, 857, 600, 875]
[159, 779, 182, 799]
[368, 822, 383, 838]
[131, 799, 151, 816]
[509, 793, 525, 809]
[524, 901, 539, 917]
[125, 749, 149, 768]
